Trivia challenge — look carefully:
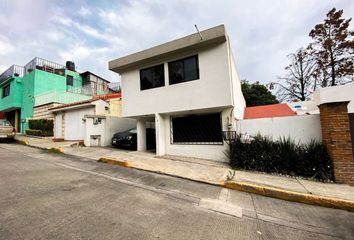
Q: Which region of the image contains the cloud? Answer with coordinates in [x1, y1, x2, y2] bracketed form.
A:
[0, 0, 353, 84]
[78, 7, 92, 17]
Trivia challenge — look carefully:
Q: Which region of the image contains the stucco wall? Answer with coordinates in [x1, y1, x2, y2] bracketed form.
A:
[64, 107, 95, 141]
[236, 114, 322, 143]
[121, 42, 233, 117]
[84, 116, 136, 147]
[156, 108, 232, 162]
[312, 83, 354, 113]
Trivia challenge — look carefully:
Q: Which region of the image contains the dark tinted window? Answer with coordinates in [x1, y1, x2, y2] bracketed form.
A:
[171, 113, 222, 144]
[169, 55, 199, 85]
[140, 64, 165, 90]
[66, 75, 74, 86]
[2, 85, 10, 98]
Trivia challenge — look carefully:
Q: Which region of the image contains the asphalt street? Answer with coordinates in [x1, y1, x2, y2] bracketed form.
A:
[0, 143, 353, 240]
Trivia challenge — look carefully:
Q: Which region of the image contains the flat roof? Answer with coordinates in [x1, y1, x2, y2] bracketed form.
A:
[109, 24, 227, 73]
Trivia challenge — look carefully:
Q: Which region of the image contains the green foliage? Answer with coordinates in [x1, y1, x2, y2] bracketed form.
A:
[228, 134, 334, 181]
[25, 129, 42, 136]
[27, 119, 54, 136]
[241, 80, 278, 106]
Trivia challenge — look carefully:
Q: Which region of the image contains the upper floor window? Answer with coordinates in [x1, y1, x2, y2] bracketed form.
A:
[2, 85, 10, 98]
[66, 75, 74, 86]
[140, 64, 165, 90]
[169, 55, 199, 85]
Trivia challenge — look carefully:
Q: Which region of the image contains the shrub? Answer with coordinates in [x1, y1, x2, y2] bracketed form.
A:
[27, 119, 53, 136]
[25, 129, 42, 136]
[228, 134, 334, 181]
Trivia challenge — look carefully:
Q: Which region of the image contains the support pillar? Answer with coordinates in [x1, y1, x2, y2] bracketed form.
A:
[155, 113, 165, 156]
[137, 118, 146, 151]
[319, 101, 354, 185]
[15, 110, 19, 132]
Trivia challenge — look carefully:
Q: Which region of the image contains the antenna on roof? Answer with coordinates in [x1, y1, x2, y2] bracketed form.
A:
[195, 24, 203, 40]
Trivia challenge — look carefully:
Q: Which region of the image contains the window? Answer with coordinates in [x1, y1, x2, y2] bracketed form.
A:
[2, 85, 10, 98]
[171, 113, 223, 144]
[140, 64, 165, 90]
[169, 55, 199, 85]
[66, 75, 74, 86]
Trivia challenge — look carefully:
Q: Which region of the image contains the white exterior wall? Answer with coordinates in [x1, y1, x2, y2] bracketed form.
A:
[156, 108, 232, 162]
[121, 42, 234, 117]
[84, 116, 136, 147]
[237, 114, 322, 144]
[227, 41, 246, 120]
[65, 107, 94, 141]
[312, 83, 354, 113]
[54, 113, 62, 138]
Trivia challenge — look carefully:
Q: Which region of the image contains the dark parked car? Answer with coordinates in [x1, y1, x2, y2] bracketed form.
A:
[112, 128, 156, 150]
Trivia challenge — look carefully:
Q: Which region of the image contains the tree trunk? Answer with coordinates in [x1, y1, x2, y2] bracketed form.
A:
[329, 48, 336, 86]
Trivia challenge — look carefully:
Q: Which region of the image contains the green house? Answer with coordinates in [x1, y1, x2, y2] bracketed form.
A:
[0, 57, 113, 133]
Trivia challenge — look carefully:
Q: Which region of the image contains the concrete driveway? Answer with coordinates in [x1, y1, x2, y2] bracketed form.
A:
[0, 143, 353, 239]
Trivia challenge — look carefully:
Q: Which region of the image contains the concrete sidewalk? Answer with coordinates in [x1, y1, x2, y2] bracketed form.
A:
[16, 135, 354, 210]
[15, 135, 80, 150]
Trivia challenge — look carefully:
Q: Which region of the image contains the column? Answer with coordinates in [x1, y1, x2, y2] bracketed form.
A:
[155, 113, 165, 156]
[319, 101, 354, 185]
[137, 118, 146, 151]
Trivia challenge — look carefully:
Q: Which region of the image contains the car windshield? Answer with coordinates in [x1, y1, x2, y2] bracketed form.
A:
[0, 120, 11, 127]
[128, 129, 137, 134]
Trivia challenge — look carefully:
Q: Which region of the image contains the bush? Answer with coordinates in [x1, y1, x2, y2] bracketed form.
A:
[25, 129, 42, 136]
[27, 119, 53, 136]
[228, 134, 334, 181]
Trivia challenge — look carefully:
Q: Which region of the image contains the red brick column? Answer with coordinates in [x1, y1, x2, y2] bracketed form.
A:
[319, 101, 354, 185]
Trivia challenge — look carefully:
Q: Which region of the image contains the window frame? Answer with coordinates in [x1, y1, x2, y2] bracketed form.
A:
[139, 64, 165, 91]
[66, 75, 74, 87]
[168, 55, 199, 85]
[2, 84, 10, 98]
[170, 113, 223, 145]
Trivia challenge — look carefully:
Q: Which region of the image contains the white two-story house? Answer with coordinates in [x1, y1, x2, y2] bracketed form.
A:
[109, 25, 245, 162]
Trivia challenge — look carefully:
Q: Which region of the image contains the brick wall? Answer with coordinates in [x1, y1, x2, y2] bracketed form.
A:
[319, 102, 354, 185]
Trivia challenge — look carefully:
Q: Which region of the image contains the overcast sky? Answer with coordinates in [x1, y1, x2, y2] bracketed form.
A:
[0, 0, 353, 84]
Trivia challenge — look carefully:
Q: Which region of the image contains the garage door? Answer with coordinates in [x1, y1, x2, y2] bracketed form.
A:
[65, 108, 91, 140]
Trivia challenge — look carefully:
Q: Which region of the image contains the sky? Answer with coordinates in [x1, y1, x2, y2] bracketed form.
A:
[0, 0, 353, 84]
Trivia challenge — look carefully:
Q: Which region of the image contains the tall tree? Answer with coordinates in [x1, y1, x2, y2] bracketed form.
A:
[309, 8, 354, 86]
[276, 48, 317, 102]
[241, 80, 278, 106]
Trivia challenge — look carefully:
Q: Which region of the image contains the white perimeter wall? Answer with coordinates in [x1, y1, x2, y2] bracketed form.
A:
[237, 114, 322, 144]
[84, 116, 136, 147]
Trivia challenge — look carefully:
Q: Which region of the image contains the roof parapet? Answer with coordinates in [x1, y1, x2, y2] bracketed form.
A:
[109, 24, 227, 73]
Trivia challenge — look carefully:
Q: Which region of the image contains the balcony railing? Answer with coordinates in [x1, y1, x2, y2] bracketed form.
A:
[24, 57, 65, 76]
[0, 65, 25, 83]
[34, 90, 91, 107]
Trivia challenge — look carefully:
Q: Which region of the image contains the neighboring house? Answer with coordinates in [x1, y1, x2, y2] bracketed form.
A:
[109, 25, 245, 162]
[0, 57, 115, 133]
[50, 93, 135, 146]
[243, 103, 296, 119]
[287, 101, 319, 115]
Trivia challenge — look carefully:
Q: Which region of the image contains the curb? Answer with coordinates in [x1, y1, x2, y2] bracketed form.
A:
[222, 180, 354, 212]
[97, 157, 354, 212]
[98, 157, 131, 167]
[15, 139, 29, 145]
[48, 147, 64, 154]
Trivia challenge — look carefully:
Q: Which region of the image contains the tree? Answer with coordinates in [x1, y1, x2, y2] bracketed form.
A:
[275, 48, 317, 102]
[309, 8, 354, 86]
[241, 80, 278, 106]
